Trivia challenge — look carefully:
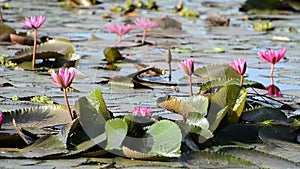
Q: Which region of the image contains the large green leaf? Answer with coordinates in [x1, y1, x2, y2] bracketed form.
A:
[241, 106, 289, 123]
[103, 47, 124, 63]
[207, 84, 247, 130]
[75, 89, 111, 140]
[194, 64, 240, 81]
[157, 95, 209, 118]
[7, 38, 75, 63]
[145, 120, 182, 157]
[105, 118, 128, 150]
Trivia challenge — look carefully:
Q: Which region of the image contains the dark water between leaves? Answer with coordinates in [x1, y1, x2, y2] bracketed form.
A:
[1, 0, 300, 168]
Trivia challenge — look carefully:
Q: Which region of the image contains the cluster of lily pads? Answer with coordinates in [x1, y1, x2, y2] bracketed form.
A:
[0, 3, 300, 169]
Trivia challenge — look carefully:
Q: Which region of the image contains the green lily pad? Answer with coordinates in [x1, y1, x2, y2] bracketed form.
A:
[105, 118, 128, 150]
[194, 64, 240, 81]
[0, 23, 16, 41]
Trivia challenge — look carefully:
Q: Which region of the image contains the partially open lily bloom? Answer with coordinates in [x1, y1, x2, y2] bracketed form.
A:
[179, 59, 194, 95]
[0, 112, 3, 129]
[179, 59, 194, 76]
[230, 58, 247, 86]
[134, 18, 158, 29]
[266, 84, 283, 97]
[21, 16, 46, 29]
[50, 68, 76, 89]
[258, 48, 286, 76]
[230, 58, 247, 76]
[106, 23, 135, 43]
[132, 107, 152, 117]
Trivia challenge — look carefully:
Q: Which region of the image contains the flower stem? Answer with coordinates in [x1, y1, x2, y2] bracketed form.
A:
[142, 29, 146, 44]
[32, 28, 37, 70]
[240, 75, 244, 86]
[168, 62, 172, 81]
[63, 88, 73, 121]
[117, 35, 122, 44]
[0, 8, 3, 24]
[270, 63, 275, 77]
[189, 75, 193, 96]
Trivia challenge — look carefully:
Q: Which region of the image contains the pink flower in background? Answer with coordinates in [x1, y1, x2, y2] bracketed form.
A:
[134, 18, 158, 44]
[258, 48, 286, 76]
[0, 112, 3, 129]
[230, 58, 247, 86]
[179, 59, 194, 96]
[266, 85, 283, 97]
[50, 68, 76, 89]
[134, 18, 158, 29]
[179, 59, 194, 76]
[106, 23, 135, 43]
[132, 107, 152, 117]
[230, 58, 247, 76]
[21, 16, 46, 29]
[21, 15, 46, 69]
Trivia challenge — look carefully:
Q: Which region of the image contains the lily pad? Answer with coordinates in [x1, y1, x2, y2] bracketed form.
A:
[194, 64, 240, 81]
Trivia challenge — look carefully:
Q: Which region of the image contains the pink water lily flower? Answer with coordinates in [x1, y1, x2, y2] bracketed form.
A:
[132, 107, 152, 117]
[134, 18, 158, 44]
[0, 112, 3, 129]
[230, 58, 247, 86]
[266, 84, 283, 97]
[179, 59, 194, 96]
[50, 68, 76, 89]
[49, 68, 76, 121]
[106, 23, 135, 43]
[21, 16, 46, 29]
[258, 48, 286, 76]
[21, 15, 46, 69]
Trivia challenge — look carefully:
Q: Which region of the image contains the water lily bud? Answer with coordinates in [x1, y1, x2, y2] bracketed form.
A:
[166, 49, 172, 63]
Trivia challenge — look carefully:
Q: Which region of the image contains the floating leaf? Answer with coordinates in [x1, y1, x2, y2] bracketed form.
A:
[0, 23, 16, 41]
[7, 38, 75, 63]
[201, 47, 225, 53]
[241, 106, 289, 123]
[194, 64, 240, 81]
[105, 118, 128, 150]
[0, 129, 28, 148]
[0, 135, 67, 158]
[179, 151, 259, 168]
[114, 156, 183, 168]
[103, 47, 124, 63]
[2, 104, 70, 131]
[220, 147, 300, 168]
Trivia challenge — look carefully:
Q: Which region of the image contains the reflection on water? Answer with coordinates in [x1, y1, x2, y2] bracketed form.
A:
[266, 76, 283, 97]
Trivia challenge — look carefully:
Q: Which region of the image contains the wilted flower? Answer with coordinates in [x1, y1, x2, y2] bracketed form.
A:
[21, 16, 46, 29]
[49, 68, 76, 121]
[266, 84, 283, 97]
[50, 68, 76, 89]
[106, 23, 135, 43]
[132, 107, 152, 117]
[21, 15, 46, 69]
[0, 112, 3, 129]
[258, 48, 286, 76]
[134, 18, 158, 44]
[179, 59, 194, 96]
[230, 58, 247, 86]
